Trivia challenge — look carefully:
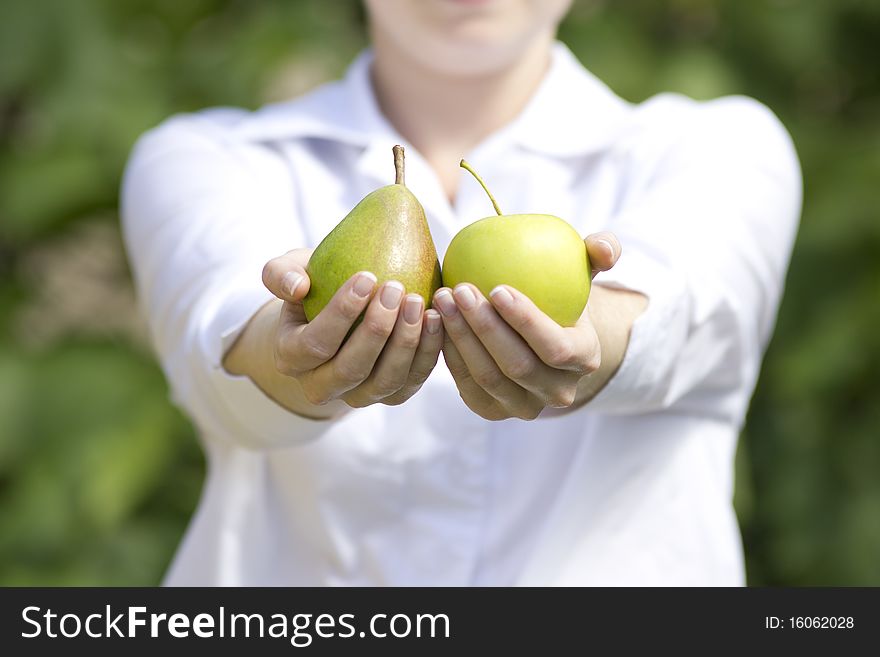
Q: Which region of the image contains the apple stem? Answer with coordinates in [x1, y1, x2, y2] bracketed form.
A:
[393, 145, 405, 186]
[460, 159, 502, 216]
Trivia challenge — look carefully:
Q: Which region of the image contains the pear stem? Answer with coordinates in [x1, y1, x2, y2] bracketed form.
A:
[460, 159, 502, 216]
[393, 144, 405, 186]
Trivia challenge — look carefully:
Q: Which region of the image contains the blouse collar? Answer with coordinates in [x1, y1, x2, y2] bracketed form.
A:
[236, 42, 631, 160]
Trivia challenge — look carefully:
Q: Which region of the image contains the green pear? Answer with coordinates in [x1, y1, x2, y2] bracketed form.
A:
[303, 145, 441, 322]
[442, 160, 590, 327]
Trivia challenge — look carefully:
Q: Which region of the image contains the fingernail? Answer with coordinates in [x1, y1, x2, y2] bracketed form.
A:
[353, 272, 377, 298]
[403, 294, 423, 324]
[597, 239, 615, 260]
[282, 271, 303, 297]
[489, 285, 514, 309]
[453, 285, 477, 311]
[434, 289, 457, 317]
[380, 281, 404, 309]
[425, 309, 441, 334]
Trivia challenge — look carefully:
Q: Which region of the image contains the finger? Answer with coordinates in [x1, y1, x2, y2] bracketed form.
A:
[440, 335, 509, 421]
[303, 280, 404, 402]
[585, 232, 621, 277]
[343, 293, 424, 407]
[278, 297, 308, 333]
[433, 287, 531, 410]
[452, 283, 565, 403]
[262, 248, 314, 301]
[488, 284, 600, 375]
[283, 271, 377, 373]
[383, 308, 444, 405]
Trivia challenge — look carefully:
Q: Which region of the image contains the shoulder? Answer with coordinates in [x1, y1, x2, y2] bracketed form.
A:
[128, 78, 350, 164]
[122, 81, 356, 211]
[126, 108, 252, 170]
[618, 92, 800, 181]
[630, 92, 788, 137]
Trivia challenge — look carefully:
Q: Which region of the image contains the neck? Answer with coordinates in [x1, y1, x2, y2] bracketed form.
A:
[370, 34, 554, 201]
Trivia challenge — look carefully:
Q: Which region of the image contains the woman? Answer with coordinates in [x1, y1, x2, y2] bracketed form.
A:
[122, 0, 801, 585]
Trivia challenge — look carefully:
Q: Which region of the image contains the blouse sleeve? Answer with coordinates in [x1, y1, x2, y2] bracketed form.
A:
[121, 113, 334, 450]
[588, 96, 802, 423]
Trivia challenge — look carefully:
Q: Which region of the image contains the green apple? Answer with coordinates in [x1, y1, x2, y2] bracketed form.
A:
[442, 160, 590, 327]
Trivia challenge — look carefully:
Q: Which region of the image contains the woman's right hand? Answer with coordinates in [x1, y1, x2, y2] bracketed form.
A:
[260, 249, 444, 409]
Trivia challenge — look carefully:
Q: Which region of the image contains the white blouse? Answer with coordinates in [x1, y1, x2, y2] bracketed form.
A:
[121, 43, 801, 586]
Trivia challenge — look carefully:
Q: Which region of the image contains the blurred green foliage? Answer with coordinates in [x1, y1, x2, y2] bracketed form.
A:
[0, 0, 877, 585]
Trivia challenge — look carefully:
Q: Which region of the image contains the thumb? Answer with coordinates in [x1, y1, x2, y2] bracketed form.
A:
[584, 232, 621, 278]
[262, 248, 313, 302]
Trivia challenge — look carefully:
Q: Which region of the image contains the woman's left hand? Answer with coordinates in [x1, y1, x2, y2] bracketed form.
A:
[434, 232, 621, 421]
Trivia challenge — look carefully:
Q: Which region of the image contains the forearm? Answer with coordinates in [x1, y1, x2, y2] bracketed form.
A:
[222, 299, 349, 421]
[573, 284, 648, 407]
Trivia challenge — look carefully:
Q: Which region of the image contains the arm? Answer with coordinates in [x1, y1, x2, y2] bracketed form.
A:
[437, 97, 801, 422]
[121, 115, 442, 449]
[223, 299, 345, 421]
[572, 283, 648, 405]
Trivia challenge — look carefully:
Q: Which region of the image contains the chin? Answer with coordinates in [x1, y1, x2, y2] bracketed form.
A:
[366, 0, 567, 77]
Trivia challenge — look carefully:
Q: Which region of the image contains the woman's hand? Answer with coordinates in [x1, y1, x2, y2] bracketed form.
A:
[434, 232, 629, 421]
[224, 248, 443, 420]
[260, 249, 444, 410]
